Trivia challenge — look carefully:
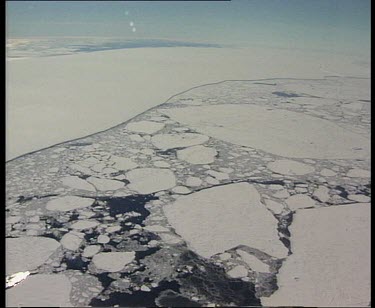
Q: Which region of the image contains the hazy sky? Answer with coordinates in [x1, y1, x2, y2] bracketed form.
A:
[6, 0, 371, 55]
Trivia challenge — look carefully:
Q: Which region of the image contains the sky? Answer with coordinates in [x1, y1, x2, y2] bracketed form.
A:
[6, 0, 371, 56]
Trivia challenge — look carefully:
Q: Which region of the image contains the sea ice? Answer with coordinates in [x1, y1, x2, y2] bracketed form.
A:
[6, 237, 60, 275]
[151, 133, 209, 150]
[82, 245, 101, 258]
[346, 168, 371, 178]
[6, 274, 72, 307]
[267, 160, 315, 176]
[87, 177, 124, 191]
[160, 104, 370, 159]
[125, 121, 165, 134]
[110, 156, 138, 171]
[262, 203, 370, 307]
[60, 232, 84, 251]
[70, 220, 99, 230]
[46, 196, 95, 212]
[177, 145, 217, 165]
[61, 176, 96, 192]
[237, 250, 270, 273]
[185, 176, 203, 187]
[227, 265, 248, 278]
[285, 194, 316, 211]
[92, 252, 135, 272]
[126, 168, 176, 194]
[164, 183, 288, 258]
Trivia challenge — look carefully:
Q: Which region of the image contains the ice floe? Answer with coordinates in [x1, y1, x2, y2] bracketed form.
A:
[61, 176, 96, 192]
[92, 252, 135, 272]
[86, 177, 124, 191]
[237, 250, 270, 273]
[126, 168, 176, 194]
[6, 274, 72, 307]
[267, 159, 315, 176]
[262, 203, 370, 307]
[177, 145, 217, 164]
[164, 183, 288, 258]
[285, 194, 316, 211]
[70, 220, 99, 230]
[151, 133, 209, 150]
[46, 196, 95, 212]
[60, 232, 84, 251]
[125, 120, 165, 134]
[6, 237, 60, 275]
[160, 104, 370, 159]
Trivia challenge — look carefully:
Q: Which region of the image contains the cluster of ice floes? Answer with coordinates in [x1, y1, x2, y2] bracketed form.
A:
[6, 77, 370, 307]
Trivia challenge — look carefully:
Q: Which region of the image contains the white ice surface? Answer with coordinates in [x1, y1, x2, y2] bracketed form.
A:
[6, 274, 72, 307]
[126, 168, 176, 194]
[160, 104, 370, 159]
[6, 237, 60, 275]
[262, 203, 371, 307]
[163, 183, 288, 259]
[6, 46, 369, 160]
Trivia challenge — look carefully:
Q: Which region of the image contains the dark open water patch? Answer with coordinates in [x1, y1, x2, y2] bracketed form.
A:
[96, 194, 158, 223]
[89, 280, 181, 307]
[176, 250, 261, 307]
[156, 290, 201, 307]
[62, 255, 90, 272]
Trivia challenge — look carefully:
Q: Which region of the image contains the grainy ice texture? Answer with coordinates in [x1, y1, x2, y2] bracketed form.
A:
[6, 77, 370, 307]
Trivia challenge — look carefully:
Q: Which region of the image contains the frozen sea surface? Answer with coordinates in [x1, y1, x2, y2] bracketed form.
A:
[6, 77, 370, 307]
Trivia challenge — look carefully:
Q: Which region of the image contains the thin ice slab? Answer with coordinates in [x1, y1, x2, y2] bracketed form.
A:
[164, 183, 288, 259]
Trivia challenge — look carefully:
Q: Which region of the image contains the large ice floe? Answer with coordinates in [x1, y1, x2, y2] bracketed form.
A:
[261, 203, 371, 307]
[160, 104, 370, 159]
[164, 183, 288, 259]
[6, 77, 370, 307]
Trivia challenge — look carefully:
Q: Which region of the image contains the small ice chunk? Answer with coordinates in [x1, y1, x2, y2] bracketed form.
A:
[87, 177, 124, 191]
[106, 226, 121, 233]
[205, 176, 220, 185]
[347, 194, 371, 203]
[177, 145, 217, 164]
[272, 190, 290, 199]
[97, 235, 110, 244]
[70, 220, 99, 230]
[60, 232, 84, 251]
[267, 160, 315, 176]
[286, 194, 316, 211]
[110, 156, 138, 171]
[171, 186, 191, 194]
[141, 285, 151, 292]
[61, 176, 96, 192]
[185, 176, 203, 187]
[346, 168, 370, 178]
[313, 186, 330, 203]
[82, 245, 101, 258]
[237, 250, 270, 273]
[126, 168, 176, 194]
[264, 199, 284, 214]
[227, 265, 248, 278]
[92, 252, 135, 272]
[46, 196, 95, 212]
